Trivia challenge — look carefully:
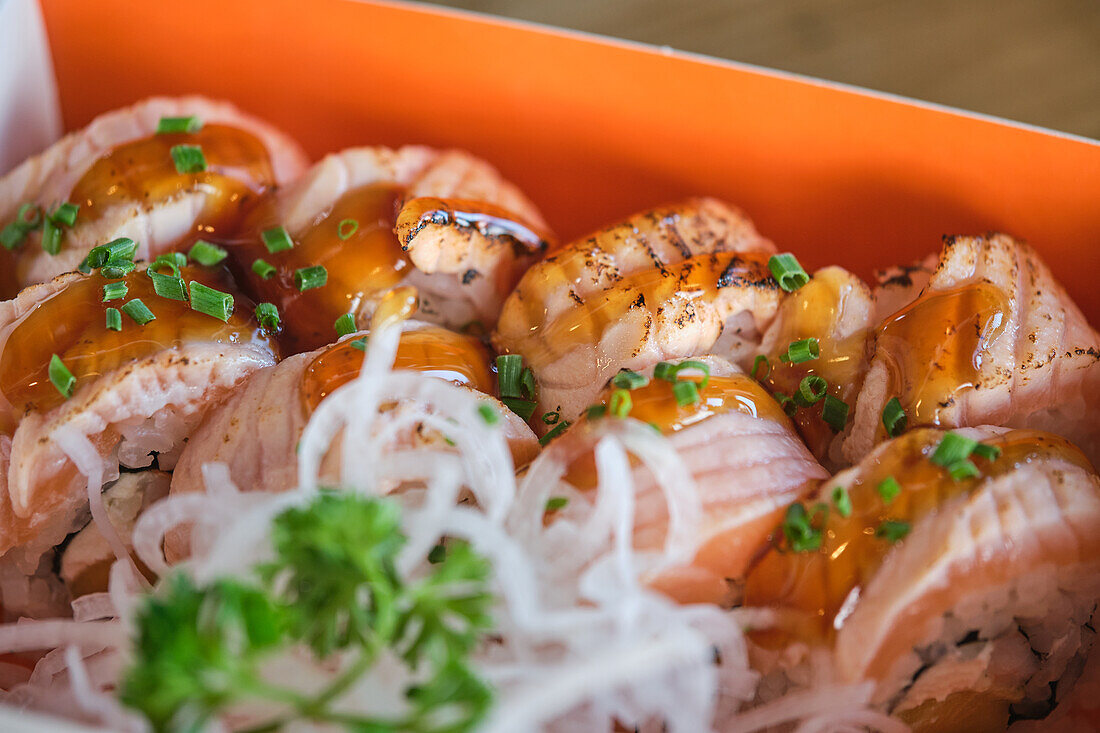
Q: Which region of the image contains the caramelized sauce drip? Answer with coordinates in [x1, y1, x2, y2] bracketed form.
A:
[230, 183, 411, 354]
[598, 373, 787, 432]
[512, 252, 774, 370]
[566, 373, 788, 489]
[762, 269, 871, 453]
[0, 266, 270, 419]
[876, 282, 1009, 431]
[69, 124, 276, 242]
[396, 196, 551, 255]
[299, 326, 493, 412]
[230, 184, 548, 356]
[743, 429, 1092, 643]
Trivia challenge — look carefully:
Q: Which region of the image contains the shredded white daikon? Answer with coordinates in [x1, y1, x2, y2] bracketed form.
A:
[0, 320, 891, 732]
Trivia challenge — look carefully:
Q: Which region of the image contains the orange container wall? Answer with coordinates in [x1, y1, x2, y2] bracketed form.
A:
[38, 0, 1100, 320]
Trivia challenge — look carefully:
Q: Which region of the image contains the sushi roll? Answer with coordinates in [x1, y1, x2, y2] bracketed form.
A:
[744, 426, 1100, 730]
[221, 147, 553, 353]
[493, 199, 780, 430]
[164, 320, 538, 560]
[845, 233, 1100, 466]
[0, 254, 277, 614]
[529, 355, 827, 604]
[754, 266, 876, 468]
[0, 96, 308, 296]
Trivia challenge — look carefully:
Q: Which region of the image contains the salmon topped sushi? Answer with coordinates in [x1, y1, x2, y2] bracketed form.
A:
[0, 96, 308, 297]
[844, 233, 1100, 466]
[534, 355, 827, 604]
[0, 250, 277, 612]
[744, 427, 1100, 730]
[220, 147, 553, 354]
[164, 320, 538, 560]
[494, 199, 780, 429]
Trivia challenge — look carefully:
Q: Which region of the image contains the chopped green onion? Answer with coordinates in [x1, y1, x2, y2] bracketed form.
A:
[261, 226, 294, 253]
[170, 144, 206, 174]
[972, 443, 1002, 461]
[105, 307, 122, 331]
[751, 354, 771, 381]
[251, 258, 276, 279]
[822, 394, 849, 432]
[255, 303, 281, 335]
[831, 486, 852, 518]
[653, 361, 675, 381]
[948, 459, 981, 481]
[149, 271, 187, 301]
[101, 261, 136, 278]
[768, 253, 810, 292]
[496, 355, 523, 398]
[41, 218, 62, 255]
[609, 388, 633, 418]
[882, 397, 907, 437]
[87, 237, 137, 270]
[1, 223, 26, 250]
[48, 354, 76, 398]
[50, 202, 79, 227]
[794, 375, 828, 406]
[539, 420, 570, 446]
[121, 299, 156, 325]
[501, 397, 536, 421]
[585, 404, 607, 420]
[612, 369, 648, 390]
[157, 116, 202, 134]
[875, 520, 910, 543]
[334, 313, 356, 338]
[542, 411, 560, 425]
[337, 218, 359, 240]
[294, 265, 327, 292]
[427, 543, 446, 564]
[545, 497, 569, 512]
[102, 281, 128, 301]
[188, 281, 234, 321]
[648, 421, 662, 434]
[930, 432, 978, 467]
[877, 476, 901, 503]
[16, 202, 42, 228]
[1, 204, 43, 251]
[671, 360, 710, 389]
[520, 367, 537, 400]
[477, 403, 499, 425]
[774, 391, 798, 417]
[188, 240, 227, 266]
[781, 337, 820, 364]
[781, 503, 824, 552]
[151, 252, 187, 276]
[350, 337, 367, 351]
[672, 380, 700, 407]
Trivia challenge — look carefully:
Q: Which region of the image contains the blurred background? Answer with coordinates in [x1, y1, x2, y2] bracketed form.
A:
[426, 0, 1100, 140]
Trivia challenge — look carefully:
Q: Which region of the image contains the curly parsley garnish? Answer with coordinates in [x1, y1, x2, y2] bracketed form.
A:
[119, 492, 493, 732]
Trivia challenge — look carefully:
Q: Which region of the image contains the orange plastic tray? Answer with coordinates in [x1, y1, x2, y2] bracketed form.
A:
[39, 0, 1100, 320]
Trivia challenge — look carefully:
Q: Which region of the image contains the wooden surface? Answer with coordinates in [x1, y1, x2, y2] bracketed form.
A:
[427, 0, 1100, 140]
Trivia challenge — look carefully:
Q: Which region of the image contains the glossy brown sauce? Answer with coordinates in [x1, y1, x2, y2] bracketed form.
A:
[0, 266, 270, 420]
[229, 183, 411, 354]
[299, 326, 494, 412]
[566, 372, 788, 489]
[69, 124, 276, 243]
[743, 428, 1092, 643]
[601, 373, 787, 432]
[762, 269, 871, 452]
[229, 184, 547, 355]
[876, 282, 1009, 431]
[396, 196, 551, 255]
[511, 251, 774, 370]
